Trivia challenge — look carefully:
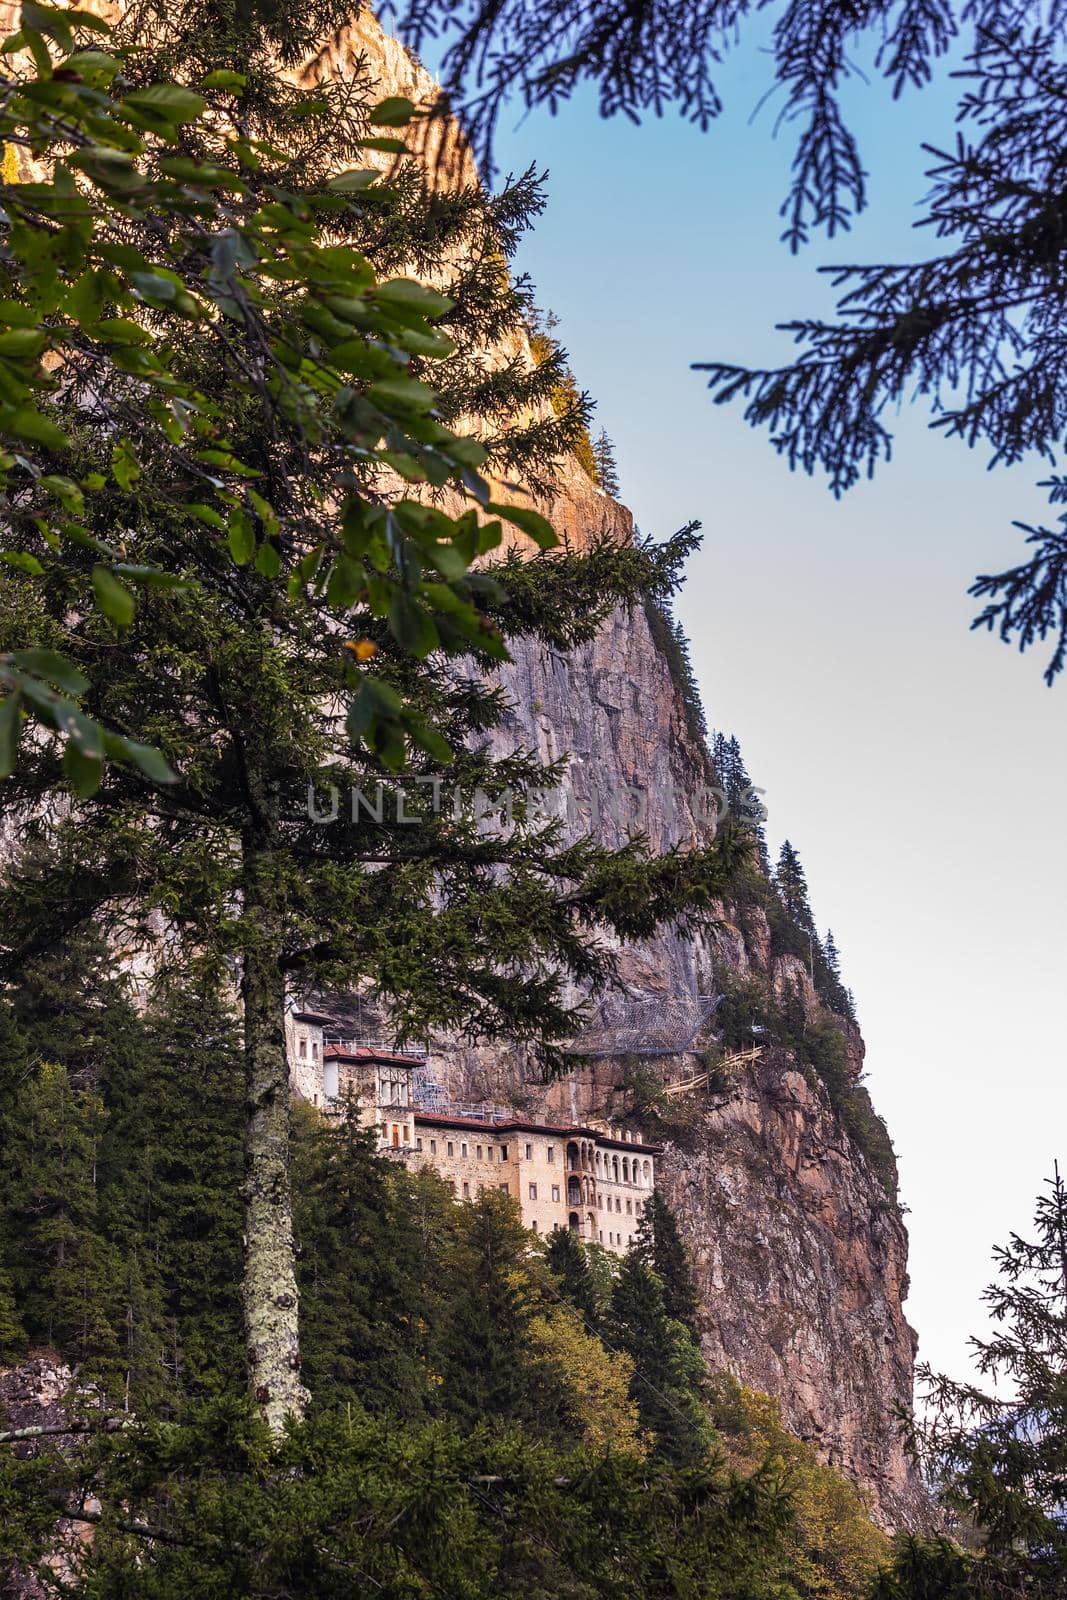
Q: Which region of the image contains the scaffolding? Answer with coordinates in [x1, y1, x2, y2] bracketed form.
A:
[565, 993, 720, 1058]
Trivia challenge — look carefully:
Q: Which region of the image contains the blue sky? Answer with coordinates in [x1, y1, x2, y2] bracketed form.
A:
[407, 21, 1067, 1386]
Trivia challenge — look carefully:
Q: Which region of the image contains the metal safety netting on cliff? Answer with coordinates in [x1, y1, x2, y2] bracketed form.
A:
[565, 993, 720, 1058]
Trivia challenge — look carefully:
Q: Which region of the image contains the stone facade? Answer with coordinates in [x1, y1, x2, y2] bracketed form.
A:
[285, 1006, 421, 1147]
[285, 1013, 660, 1253]
[407, 1114, 659, 1253]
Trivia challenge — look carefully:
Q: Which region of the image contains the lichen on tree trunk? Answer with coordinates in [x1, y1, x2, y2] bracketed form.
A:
[241, 835, 308, 1432]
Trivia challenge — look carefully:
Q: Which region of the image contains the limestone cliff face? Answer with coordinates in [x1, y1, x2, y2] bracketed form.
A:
[308, 12, 925, 1530]
[428, 595, 925, 1528]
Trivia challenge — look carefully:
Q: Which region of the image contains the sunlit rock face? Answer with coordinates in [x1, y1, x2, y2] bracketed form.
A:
[326, 10, 928, 1530]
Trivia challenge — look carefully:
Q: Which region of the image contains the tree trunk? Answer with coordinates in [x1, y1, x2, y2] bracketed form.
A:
[241, 836, 308, 1432]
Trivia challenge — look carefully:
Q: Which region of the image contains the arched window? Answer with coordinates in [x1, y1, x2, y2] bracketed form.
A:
[612, 1154, 619, 1182]
[567, 1141, 581, 1171]
[622, 1157, 630, 1183]
[568, 1211, 580, 1232]
[643, 1159, 651, 1183]
[568, 1175, 582, 1206]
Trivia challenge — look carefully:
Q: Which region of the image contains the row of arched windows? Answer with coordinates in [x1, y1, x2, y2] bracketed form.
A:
[566, 1141, 653, 1187]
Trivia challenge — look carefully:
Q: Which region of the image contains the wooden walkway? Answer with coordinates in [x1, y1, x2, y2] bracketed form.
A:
[659, 1045, 763, 1098]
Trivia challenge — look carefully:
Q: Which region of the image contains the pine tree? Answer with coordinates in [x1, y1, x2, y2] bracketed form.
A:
[292, 1102, 450, 1420]
[436, 1191, 572, 1436]
[97, 970, 247, 1407]
[0, 1, 741, 1430]
[886, 1169, 1067, 1597]
[775, 840, 816, 936]
[545, 1225, 603, 1327]
[592, 428, 620, 497]
[610, 1253, 715, 1468]
[3, 1062, 124, 1383]
[712, 731, 769, 867]
[0, 1263, 26, 1364]
[820, 930, 856, 1024]
[632, 1191, 700, 1334]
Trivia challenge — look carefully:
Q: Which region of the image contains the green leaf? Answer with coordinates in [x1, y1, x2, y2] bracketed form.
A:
[112, 563, 187, 590]
[0, 328, 48, 358]
[374, 280, 453, 318]
[254, 541, 280, 578]
[63, 739, 103, 798]
[0, 693, 22, 778]
[227, 509, 255, 566]
[123, 84, 206, 124]
[409, 720, 453, 763]
[40, 474, 84, 515]
[187, 503, 225, 529]
[353, 136, 409, 154]
[2, 406, 68, 451]
[111, 438, 140, 491]
[1, 551, 44, 576]
[9, 649, 88, 695]
[326, 553, 362, 609]
[92, 565, 135, 626]
[200, 69, 247, 89]
[104, 733, 176, 785]
[326, 169, 381, 193]
[370, 96, 416, 126]
[388, 592, 438, 657]
[485, 501, 559, 550]
[368, 377, 437, 413]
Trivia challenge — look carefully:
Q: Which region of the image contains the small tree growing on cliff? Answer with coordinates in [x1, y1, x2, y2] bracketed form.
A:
[592, 428, 621, 497]
[775, 841, 816, 935]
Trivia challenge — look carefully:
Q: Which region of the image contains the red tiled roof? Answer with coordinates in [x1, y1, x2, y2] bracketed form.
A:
[324, 1045, 425, 1068]
[411, 1109, 662, 1154]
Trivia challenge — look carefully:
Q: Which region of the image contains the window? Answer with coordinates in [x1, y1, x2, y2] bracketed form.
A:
[616, 1197, 621, 1213]
[313, 1093, 318, 1106]
[312, 1041, 319, 1059]
[462, 1181, 470, 1199]
[551, 1184, 560, 1202]
[447, 1141, 454, 1158]
[547, 1146, 555, 1163]
[416, 1137, 423, 1152]
[626, 1199, 632, 1214]
[525, 1143, 533, 1160]
[476, 1145, 483, 1160]
[461, 1142, 468, 1157]
[402, 1126, 409, 1143]
[486, 1146, 493, 1161]
[430, 1139, 437, 1155]
[498, 1183, 509, 1195]
[500, 1145, 508, 1161]
[528, 1183, 538, 1201]
[532, 1220, 538, 1232]
[299, 1038, 307, 1059]
[598, 1229, 603, 1242]
[598, 1195, 603, 1209]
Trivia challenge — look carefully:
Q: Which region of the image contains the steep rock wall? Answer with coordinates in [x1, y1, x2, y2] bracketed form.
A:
[409, 575, 923, 1525]
[317, 11, 928, 1529]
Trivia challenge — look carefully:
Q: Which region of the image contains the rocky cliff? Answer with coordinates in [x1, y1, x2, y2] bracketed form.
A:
[444, 593, 926, 1530]
[302, 12, 927, 1530]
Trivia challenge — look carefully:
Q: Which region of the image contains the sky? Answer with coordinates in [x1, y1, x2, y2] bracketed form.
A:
[403, 23, 1067, 1387]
